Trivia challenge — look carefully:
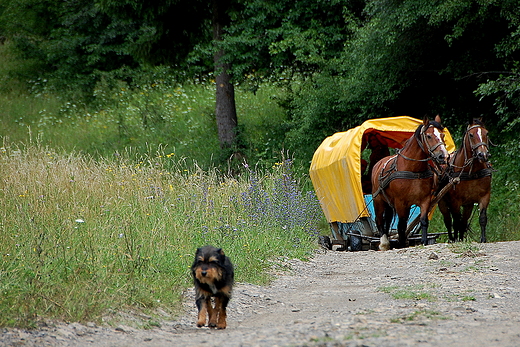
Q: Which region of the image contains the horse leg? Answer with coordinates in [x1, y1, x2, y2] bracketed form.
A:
[459, 204, 473, 241]
[451, 207, 463, 242]
[374, 199, 386, 237]
[375, 199, 391, 251]
[478, 194, 490, 243]
[479, 207, 488, 243]
[438, 200, 455, 242]
[419, 206, 430, 246]
[383, 205, 393, 236]
[396, 207, 410, 248]
[398, 217, 409, 248]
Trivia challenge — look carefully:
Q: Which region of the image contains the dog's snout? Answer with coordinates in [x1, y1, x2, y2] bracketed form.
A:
[201, 270, 207, 277]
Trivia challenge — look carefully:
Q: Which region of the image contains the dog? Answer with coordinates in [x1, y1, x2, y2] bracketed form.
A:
[191, 246, 234, 329]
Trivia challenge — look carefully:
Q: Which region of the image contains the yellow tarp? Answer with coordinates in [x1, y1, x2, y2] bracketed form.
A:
[309, 116, 455, 223]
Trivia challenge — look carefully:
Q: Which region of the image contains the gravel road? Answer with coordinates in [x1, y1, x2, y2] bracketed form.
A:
[2, 241, 520, 347]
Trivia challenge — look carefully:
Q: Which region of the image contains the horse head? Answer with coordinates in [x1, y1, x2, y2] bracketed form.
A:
[466, 119, 490, 163]
[419, 115, 449, 165]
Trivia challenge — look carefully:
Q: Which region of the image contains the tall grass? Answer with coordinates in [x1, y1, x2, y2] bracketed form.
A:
[0, 141, 322, 328]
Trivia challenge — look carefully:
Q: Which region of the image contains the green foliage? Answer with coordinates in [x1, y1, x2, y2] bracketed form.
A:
[2, 0, 520, 165]
[485, 140, 520, 242]
[235, 82, 289, 165]
[475, 68, 520, 131]
[278, 0, 520, 156]
[222, 0, 366, 157]
[0, 0, 213, 95]
[225, 0, 362, 77]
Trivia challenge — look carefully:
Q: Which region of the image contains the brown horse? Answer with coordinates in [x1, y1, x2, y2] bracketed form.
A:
[371, 116, 449, 250]
[438, 119, 492, 243]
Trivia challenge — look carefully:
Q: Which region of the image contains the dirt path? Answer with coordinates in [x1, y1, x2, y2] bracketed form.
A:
[2, 241, 520, 347]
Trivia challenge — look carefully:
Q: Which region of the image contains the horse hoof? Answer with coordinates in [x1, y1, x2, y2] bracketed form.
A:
[379, 235, 390, 251]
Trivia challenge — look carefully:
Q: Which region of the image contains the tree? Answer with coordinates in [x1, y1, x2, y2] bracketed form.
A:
[221, 0, 365, 158]
[2, 0, 519, 163]
[213, 0, 238, 151]
[1, 0, 241, 152]
[241, 0, 520, 159]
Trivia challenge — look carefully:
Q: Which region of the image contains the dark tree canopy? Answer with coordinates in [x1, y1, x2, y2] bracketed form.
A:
[0, 0, 519, 161]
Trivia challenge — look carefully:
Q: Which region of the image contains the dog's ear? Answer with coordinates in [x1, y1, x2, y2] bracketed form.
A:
[217, 248, 225, 256]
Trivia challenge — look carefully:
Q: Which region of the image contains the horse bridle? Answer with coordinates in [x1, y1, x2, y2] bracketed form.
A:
[398, 124, 446, 163]
[466, 124, 489, 158]
[420, 124, 446, 160]
[449, 124, 491, 172]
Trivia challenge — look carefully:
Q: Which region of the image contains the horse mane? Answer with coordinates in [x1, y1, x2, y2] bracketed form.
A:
[470, 118, 485, 126]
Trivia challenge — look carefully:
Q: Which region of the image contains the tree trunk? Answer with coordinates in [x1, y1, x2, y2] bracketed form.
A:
[213, 0, 238, 150]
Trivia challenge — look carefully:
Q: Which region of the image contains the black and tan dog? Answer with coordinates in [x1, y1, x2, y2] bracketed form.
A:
[191, 246, 234, 329]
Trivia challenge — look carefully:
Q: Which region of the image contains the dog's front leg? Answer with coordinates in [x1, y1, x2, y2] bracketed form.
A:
[213, 296, 226, 329]
[207, 297, 218, 328]
[196, 296, 208, 327]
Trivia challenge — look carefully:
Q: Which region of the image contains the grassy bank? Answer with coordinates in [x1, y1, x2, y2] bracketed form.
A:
[0, 142, 322, 328]
[0, 73, 288, 169]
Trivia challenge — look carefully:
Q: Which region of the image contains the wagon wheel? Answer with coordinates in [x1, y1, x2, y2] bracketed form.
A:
[318, 235, 332, 250]
[349, 231, 363, 252]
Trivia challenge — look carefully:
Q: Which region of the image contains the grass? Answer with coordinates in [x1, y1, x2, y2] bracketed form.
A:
[390, 309, 449, 324]
[0, 69, 288, 169]
[378, 285, 437, 301]
[447, 241, 482, 255]
[461, 295, 476, 301]
[0, 141, 323, 328]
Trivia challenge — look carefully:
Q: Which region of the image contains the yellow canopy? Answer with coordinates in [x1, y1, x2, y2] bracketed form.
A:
[309, 116, 456, 224]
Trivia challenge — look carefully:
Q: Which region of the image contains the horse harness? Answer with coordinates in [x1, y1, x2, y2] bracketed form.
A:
[446, 124, 494, 182]
[372, 123, 445, 204]
[373, 155, 435, 202]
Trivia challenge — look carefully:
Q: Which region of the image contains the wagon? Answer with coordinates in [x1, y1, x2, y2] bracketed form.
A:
[310, 116, 456, 251]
